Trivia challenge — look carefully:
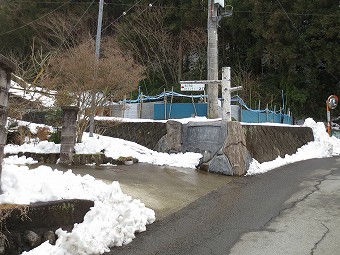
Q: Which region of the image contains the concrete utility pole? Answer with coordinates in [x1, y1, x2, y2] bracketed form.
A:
[89, 0, 104, 137]
[207, 0, 219, 119]
[95, 0, 104, 60]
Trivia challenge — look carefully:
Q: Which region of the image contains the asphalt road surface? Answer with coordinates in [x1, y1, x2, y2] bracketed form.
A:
[106, 157, 340, 255]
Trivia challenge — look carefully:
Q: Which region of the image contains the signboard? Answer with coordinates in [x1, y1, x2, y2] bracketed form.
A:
[180, 83, 205, 92]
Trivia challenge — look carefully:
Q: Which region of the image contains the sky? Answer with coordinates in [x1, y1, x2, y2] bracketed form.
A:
[1, 117, 339, 254]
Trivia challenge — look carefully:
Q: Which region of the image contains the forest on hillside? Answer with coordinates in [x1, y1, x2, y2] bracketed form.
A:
[0, 0, 339, 120]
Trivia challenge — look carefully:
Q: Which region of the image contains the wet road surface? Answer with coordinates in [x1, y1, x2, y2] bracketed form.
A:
[101, 157, 340, 255]
[50, 157, 340, 255]
[51, 163, 234, 220]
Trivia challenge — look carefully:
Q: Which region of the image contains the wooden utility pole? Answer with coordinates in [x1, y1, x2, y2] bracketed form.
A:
[207, 0, 219, 119]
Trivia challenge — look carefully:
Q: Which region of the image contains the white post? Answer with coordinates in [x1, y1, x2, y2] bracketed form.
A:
[222, 67, 231, 121]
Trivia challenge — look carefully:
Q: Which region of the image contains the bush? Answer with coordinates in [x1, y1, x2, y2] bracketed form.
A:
[36, 126, 50, 141]
[48, 129, 61, 144]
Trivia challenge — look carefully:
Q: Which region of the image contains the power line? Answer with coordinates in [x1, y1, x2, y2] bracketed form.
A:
[55, 0, 96, 50]
[1, 0, 338, 37]
[233, 10, 340, 17]
[276, 0, 338, 81]
[4, 1, 340, 17]
[102, 0, 159, 34]
[0, 0, 72, 36]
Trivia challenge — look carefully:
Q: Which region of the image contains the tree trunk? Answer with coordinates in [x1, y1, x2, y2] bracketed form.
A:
[177, 37, 183, 82]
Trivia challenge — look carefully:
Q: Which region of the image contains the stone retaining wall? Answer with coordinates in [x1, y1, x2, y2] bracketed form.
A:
[6, 152, 138, 166]
[98, 120, 315, 175]
[1, 199, 94, 255]
[94, 120, 167, 150]
[7, 121, 314, 174]
[243, 125, 314, 163]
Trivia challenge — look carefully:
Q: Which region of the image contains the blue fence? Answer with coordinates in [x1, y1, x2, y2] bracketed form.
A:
[154, 103, 207, 120]
[122, 90, 292, 124]
[153, 102, 292, 124]
[241, 109, 292, 124]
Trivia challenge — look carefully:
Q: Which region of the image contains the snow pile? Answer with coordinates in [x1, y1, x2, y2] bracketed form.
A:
[95, 116, 217, 124]
[0, 164, 155, 254]
[5, 134, 201, 169]
[5, 140, 60, 154]
[247, 118, 340, 175]
[76, 134, 201, 169]
[3, 155, 37, 165]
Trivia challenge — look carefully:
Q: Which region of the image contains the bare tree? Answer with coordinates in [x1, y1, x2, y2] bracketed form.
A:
[32, 10, 96, 52]
[181, 27, 207, 80]
[116, 7, 208, 89]
[7, 45, 52, 119]
[232, 62, 261, 109]
[43, 37, 145, 142]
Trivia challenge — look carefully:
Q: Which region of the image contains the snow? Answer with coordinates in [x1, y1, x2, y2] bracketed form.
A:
[0, 165, 155, 254]
[76, 133, 202, 169]
[10, 80, 55, 108]
[7, 118, 53, 134]
[4, 134, 202, 169]
[95, 115, 219, 124]
[5, 140, 60, 154]
[0, 117, 338, 254]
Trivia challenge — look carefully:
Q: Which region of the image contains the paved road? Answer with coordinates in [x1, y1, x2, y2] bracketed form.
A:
[105, 157, 340, 255]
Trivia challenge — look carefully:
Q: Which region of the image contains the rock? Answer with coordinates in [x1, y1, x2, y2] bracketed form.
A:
[155, 120, 182, 153]
[0, 235, 7, 254]
[42, 231, 56, 245]
[223, 121, 251, 176]
[166, 120, 182, 152]
[209, 154, 233, 175]
[24, 230, 41, 248]
[201, 150, 212, 163]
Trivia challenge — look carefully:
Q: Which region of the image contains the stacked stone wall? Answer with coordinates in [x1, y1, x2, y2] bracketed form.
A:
[95, 120, 167, 150]
[1, 199, 93, 254]
[243, 125, 314, 163]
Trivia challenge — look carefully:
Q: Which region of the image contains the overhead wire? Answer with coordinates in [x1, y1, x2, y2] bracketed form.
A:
[0, 0, 72, 36]
[8, 0, 96, 91]
[276, 0, 339, 81]
[1, 0, 338, 37]
[51, 0, 96, 53]
[4, 2, 340, 17]
[101, 0, 159, 34]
